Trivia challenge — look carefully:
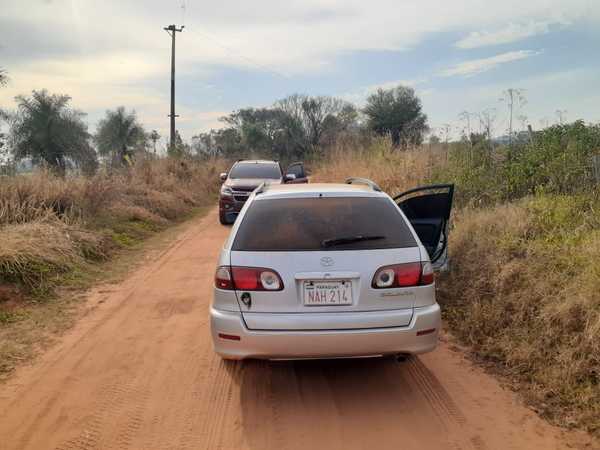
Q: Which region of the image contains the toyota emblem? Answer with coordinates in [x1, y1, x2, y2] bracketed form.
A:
[320, 256, 334, 267]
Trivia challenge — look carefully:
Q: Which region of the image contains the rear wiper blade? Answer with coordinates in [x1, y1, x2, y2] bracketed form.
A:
[321, 235, 386, 248]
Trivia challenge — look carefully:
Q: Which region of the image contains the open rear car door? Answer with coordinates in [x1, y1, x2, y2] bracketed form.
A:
[284, 162, 309, 183]
[394, 184, 454, 270]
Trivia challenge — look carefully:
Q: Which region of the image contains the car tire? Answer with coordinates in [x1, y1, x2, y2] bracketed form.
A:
[219, 211, 229, 225]
[395, 353, 413, 363]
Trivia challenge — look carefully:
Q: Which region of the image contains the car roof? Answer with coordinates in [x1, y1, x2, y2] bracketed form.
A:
[255, 183, 387, 199]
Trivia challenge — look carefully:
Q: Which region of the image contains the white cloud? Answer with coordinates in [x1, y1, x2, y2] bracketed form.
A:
[455, 21, 558, 48]
[440, 50, 539, 77]
[2, 0, 599, 138]
[2, 0, 597, 74]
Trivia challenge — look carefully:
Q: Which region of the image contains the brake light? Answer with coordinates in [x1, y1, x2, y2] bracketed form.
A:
[372, 262, 434, 288]
[214, 266, 284, 291]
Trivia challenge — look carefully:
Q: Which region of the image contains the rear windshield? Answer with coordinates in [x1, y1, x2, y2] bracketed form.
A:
[229, 163, 281, 179]
[232, 197, 417, 251]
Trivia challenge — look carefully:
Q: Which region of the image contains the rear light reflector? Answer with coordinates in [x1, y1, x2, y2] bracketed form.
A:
[416, 328, 436, 336]
[214, 266, 284, 291]
[215, 266, 233, 289]
[421, 262, 434, 285]
[218, 333, 241, 341]
[372, 262, 434, 288]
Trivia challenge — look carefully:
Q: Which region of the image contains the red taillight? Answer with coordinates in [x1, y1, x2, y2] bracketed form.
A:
[214, 266, 284, 291]
[231, 267, 261, 290]
[372, 262, 434, 289]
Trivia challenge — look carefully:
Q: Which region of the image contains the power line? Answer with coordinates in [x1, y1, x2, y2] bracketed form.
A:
[184, 26, 290, 79]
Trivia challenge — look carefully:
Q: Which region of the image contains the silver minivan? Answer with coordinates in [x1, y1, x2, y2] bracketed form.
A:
[210, 179, 454, 360]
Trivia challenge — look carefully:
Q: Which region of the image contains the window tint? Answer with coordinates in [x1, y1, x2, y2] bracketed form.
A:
[233, 197, 417, 251]
[229, 163, 281, 179]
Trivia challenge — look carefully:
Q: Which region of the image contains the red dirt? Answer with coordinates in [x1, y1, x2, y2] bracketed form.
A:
[0, 209, 597, 450]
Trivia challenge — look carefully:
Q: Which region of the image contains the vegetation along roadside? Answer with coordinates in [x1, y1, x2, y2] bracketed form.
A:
[313, 123, 600, 437]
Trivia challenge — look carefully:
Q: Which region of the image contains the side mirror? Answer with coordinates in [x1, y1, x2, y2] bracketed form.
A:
[284, 173, 297, 182]
[219, 172, 227, 182]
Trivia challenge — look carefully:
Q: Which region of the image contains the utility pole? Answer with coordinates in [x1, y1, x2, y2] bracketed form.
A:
[164, 24, 184, 154]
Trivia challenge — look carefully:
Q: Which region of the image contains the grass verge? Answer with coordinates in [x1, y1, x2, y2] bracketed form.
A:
[0, 157, 225, 379]
[314, 142, 600, 436]
[0, 205, 211, 381]
[437, 192, 600, 435]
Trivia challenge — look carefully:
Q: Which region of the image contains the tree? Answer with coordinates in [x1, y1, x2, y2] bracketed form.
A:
[479, 108, 497, 150]
[276, 94, 356, 154]
[196, 94, 359, 161]
[0, 68, 8, 87]
[168, 130, 191, 157]
[9, 90, 95, 175]
[0, 108, 10, 167]
[0, 69, 8, 153]
[499, 88, 526, 146]
[150, 130, 160, 155]
[428, 134, 441, 145]
[363, 86, 428, 147]
[95, 107, 147, 167]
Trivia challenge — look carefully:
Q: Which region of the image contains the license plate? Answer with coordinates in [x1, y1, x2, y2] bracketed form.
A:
[303, 280, 352, 306]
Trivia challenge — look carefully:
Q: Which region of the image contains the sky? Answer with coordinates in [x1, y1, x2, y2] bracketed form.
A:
[1, 0, 600, 147]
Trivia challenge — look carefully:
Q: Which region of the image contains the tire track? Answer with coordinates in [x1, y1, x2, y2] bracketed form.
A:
[3, 209, 597, 450]
[406, 357, 467, 426]
[405, 357, 487, 450]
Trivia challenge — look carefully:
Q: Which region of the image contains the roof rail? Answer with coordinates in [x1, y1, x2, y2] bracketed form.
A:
[254, 182, 267, 195]
[345, 177, 382, 192]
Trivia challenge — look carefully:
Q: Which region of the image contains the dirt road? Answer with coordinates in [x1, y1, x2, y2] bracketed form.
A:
[0, 209, 596, 450]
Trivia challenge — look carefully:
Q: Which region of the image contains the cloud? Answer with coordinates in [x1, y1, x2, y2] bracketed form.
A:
[440, 50, 539, 77]
[455, 21, 557, 49]
[2, 0, 597, 74]
[2, 0, 599, 139]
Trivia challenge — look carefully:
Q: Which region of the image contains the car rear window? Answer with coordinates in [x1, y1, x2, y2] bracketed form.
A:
[229, 163, 281, 179]
[232, 197, 417, 251]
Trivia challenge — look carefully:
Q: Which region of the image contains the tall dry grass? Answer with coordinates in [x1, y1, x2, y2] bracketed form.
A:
[0, 157, 226, 295]
[311, 136, 448, 194]
[438, 193, 600, 434]
[315, 141, 600, 435]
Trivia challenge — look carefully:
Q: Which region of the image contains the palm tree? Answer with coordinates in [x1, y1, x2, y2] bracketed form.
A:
[10, 90, 94, 175]
[95, 107, 147, 168]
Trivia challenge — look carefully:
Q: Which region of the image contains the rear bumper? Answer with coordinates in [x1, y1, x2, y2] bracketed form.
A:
[210, 303, 441, 360]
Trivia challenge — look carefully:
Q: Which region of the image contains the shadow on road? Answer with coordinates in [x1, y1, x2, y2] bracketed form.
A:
[235, 356, 459, 450]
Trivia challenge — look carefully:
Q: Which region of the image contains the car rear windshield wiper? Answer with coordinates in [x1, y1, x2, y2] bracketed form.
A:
[321, 235, 386, 248]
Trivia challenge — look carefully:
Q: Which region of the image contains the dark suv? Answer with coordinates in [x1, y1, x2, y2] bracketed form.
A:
[218, 160, 308, 224]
